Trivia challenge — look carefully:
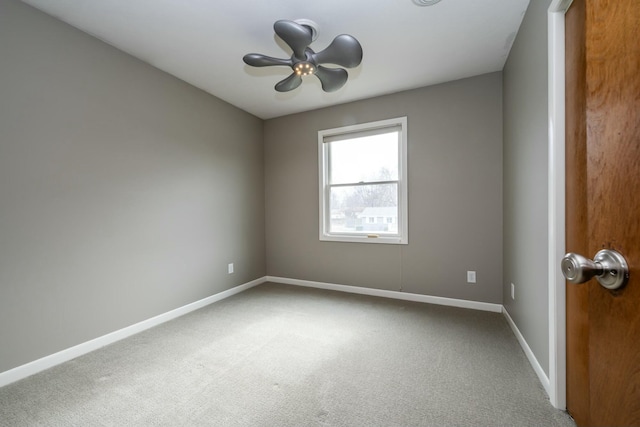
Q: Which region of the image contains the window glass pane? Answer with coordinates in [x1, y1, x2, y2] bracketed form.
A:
[329, 184, 398, 235]
[329, 131, 398, 185]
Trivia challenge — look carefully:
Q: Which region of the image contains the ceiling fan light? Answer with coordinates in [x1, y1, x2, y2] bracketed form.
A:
[294, 62, 316, 76]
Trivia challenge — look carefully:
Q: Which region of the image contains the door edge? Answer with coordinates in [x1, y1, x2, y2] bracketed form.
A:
[547, 0, 572, 411]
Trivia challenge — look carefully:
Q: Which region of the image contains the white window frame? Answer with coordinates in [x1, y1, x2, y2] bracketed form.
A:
[318, 117, 408, 244]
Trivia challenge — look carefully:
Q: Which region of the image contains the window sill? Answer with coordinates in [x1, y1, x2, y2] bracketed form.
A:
[319, 234, 408, 245]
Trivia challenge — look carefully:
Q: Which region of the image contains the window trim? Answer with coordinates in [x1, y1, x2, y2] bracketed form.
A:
[318, 117, 408, 245]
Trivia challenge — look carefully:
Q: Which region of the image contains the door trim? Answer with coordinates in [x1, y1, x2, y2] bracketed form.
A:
[547, 0, 573, 410]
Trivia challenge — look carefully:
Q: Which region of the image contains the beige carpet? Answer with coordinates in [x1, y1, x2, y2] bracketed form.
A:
[0, 282, 575, 426]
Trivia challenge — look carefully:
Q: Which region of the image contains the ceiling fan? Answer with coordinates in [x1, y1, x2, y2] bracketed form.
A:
[243, 19, 363, 93]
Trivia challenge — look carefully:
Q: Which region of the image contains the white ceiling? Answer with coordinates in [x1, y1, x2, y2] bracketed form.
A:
[21, 0, 530, 120]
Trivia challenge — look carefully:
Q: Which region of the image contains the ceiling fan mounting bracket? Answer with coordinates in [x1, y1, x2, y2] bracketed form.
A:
[293, 19, 319, 42]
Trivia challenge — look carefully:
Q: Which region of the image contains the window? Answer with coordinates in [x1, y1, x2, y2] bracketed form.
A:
[318, 117, 408, 244]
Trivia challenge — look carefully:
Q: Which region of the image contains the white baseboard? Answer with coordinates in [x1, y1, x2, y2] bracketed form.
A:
[502, 307, 551, 396]
[266, 276, 503, 313]
[0, 276, 267, 388]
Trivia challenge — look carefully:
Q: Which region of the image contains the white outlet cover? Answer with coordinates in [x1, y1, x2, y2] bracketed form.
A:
[511, 283, 515, 299]
[467, 271, 476, 283]
[228, 263, 234, 274]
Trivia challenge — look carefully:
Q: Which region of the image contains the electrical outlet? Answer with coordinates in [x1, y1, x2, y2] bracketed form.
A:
[511, 283, 515, 300]
[228, 263, 234, 274]
[467, 271, 476, 283]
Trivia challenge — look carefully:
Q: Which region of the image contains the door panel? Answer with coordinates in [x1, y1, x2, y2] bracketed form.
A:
[565, 0, 640, 425]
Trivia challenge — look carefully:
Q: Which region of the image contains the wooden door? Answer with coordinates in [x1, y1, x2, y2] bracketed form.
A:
[565, 0, 640, 425]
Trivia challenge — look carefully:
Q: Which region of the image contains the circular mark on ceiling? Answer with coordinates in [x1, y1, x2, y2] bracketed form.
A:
[412, 0, 443, 6]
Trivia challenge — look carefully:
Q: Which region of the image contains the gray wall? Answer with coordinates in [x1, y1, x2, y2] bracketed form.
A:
[265, 73, 503, 303]
[503, 0, 552, 375]
[0, 0, 265, 373]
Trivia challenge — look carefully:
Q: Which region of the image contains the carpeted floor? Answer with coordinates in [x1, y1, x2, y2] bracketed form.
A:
[0, 282, 575, 426]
